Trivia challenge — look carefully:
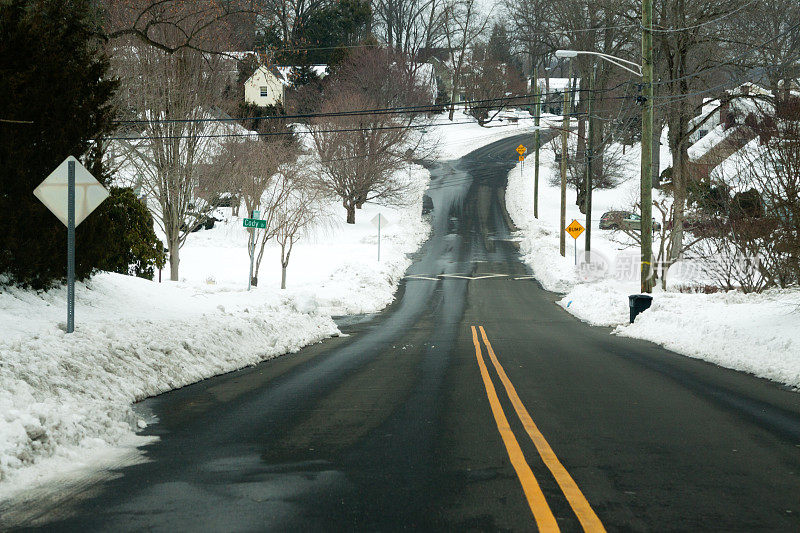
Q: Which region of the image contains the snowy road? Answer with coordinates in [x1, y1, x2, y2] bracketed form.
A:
[5, 135, 800, 531]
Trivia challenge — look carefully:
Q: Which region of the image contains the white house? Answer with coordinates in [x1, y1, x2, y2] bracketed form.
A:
[244, 65, 328, 108]
[244, 65, 287, 107]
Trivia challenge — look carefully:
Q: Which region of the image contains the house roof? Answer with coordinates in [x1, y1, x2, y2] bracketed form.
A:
[246, 64, 329, 87]
[532, 78, 581, 92]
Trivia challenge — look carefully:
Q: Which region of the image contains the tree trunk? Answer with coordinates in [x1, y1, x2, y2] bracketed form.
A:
[448, 87, 456, 121]
[669, 138, 689, 263]
[169, 240, 180, 281]
[345, 201, 356, 224]
[652, 123, 663, 187]
[576, 114, 587, 213]
[281, 266, 287, 289]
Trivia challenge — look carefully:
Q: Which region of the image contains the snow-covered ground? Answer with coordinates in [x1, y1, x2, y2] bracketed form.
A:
[0, 110, 540, 495]
[431, 108, 546, 159]
[506, 137, 800, 390]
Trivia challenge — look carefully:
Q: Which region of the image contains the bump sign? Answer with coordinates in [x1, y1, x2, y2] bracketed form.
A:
[516, 144, 527, 155]
[566, 219, 585, 239]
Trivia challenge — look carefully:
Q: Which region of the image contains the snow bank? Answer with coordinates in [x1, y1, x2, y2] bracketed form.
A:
[0, 164, 430, 489]
[506, 143, 800, 390]
[0, 274, 339, 485]
[618, 289, 800, 388]
[0, 109, 543, 491]
[432, 108, 547, 159]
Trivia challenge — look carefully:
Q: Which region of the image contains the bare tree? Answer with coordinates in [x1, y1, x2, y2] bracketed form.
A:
[441, 0, 490, 120]
[373, 0, 448, 56]
[273, 171, 328, 289]
[644, 0, 758, 267]
[731, 0, 800, 101]
[102, 0, 257, 53]
[459, 42, 526, 124]
[111, 37, 231, 280]
[213, 137, 299, 285]
[310, 49, 432, 223]
[311, 92, 413, 223]
[709, 97, 800, 287]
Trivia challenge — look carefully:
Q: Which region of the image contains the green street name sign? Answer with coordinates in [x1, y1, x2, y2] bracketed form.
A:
[243, 218, 266, 229]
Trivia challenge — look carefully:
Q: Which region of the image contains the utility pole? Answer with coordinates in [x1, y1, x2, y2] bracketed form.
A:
[584, 67, 595, 261]
[641, 0, 654, 292]
[534, 67, 541, 219]
[560, 64, 572, 257]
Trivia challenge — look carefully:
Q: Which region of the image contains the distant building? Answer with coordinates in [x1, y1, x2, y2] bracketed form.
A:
[529, 78, 581, 115]
[243, 65, 328, 107]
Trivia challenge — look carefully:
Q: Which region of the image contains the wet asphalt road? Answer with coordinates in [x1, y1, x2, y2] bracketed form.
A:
[7, 134, 800, 532]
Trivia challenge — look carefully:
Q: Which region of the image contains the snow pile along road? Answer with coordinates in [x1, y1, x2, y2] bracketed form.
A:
[0, 163, 431, 488]
[0, 109, 543, 491]
[0, 274, 339, 485]
[506, 142, 800, 390]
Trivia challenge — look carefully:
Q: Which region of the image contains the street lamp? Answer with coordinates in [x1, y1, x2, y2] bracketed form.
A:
[555, 50, 643, 77]
[554, 48, 654, 293]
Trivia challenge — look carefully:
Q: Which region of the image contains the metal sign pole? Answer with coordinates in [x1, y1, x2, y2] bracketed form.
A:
[247, 226, 254, 291]
[377, 216, 381, 262]
[248, 235, 254, 291]
[574, 238, 577, 266]
[67, 160, 75, 333]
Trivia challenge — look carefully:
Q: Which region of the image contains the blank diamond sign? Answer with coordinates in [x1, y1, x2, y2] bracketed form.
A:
[34, 156, 109, 334]
[34, 156, 109, 227]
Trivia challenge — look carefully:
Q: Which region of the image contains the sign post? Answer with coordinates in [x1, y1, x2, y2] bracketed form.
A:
[67, 161, 75, 333]
[371, 213, 389, 262]
[565, 219, 585, 265]
[34, 156, 109, 333]
[516, 145, 527, 175]
[244, 210, 264, 290]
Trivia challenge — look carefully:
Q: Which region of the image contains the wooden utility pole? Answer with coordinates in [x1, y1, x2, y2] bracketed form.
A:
[584, 67, 595, 261]
[641, 0, 654, 292]
[534, 67, 541, 219]
[560, 64, 571, 257]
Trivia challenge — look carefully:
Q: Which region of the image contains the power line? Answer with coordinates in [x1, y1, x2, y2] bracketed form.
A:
[650, 21, 800, 87]
[106, 111, 590, 142]
[646, 0, 761, 33]
[112, 88, 634, 126]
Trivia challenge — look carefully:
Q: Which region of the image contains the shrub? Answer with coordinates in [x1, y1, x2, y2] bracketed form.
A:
[96, 188, 166, 279]
[0, 0, 117, 289]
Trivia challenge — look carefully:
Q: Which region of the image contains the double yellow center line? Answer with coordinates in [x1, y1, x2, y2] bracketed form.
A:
[470, 325, 605, 532]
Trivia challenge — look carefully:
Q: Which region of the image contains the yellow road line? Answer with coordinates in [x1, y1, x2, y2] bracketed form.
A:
[478, 326, 606, 533]
[470, 326, 560, 532]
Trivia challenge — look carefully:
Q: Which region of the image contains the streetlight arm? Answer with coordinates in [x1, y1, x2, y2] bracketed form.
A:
[555, 50, 643, 78]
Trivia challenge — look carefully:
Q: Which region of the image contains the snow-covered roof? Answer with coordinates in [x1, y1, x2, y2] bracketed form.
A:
[274, 65, 328, 86]
[529, 77, 581, 93]
[244, 64, 329, 88]
[541, 78, 580, 90]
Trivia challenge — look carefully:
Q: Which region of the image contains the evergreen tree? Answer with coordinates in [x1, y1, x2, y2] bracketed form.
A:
[97, 188, 166, 280]
[487, 23, 514, 67]
[0, 0, 117, 289]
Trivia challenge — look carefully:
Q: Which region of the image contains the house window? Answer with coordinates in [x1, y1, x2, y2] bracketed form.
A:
[260, 86, 268, 97]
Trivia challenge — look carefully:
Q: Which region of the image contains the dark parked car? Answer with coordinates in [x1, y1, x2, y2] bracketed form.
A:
[181, 214, 220, 233]
[600, 210, 661, 232]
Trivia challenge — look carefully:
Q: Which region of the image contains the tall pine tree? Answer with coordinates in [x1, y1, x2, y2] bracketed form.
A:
[0, 0, 118, 288]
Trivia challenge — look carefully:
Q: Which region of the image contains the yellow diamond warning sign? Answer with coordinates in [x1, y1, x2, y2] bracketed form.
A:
[516, 144, 527, 155]
[566, 219, 585, 239]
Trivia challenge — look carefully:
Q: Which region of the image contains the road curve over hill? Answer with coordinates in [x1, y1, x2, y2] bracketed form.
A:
[7, 134, 800, 532]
